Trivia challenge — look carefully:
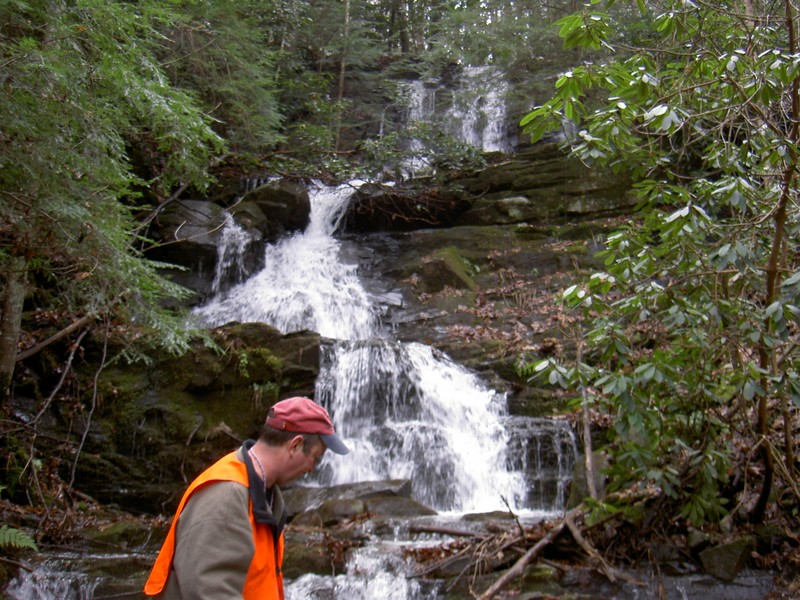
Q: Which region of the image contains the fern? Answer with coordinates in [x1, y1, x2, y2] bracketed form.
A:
[0, 525, 38, 552]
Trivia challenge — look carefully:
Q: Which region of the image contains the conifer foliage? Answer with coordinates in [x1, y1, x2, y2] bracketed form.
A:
[0, 0, 224, 396]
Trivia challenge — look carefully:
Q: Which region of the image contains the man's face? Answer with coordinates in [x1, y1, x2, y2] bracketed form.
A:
[278, 438, 327, 486]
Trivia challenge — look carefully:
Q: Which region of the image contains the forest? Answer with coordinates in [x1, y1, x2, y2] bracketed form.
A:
[1, 0, 799, 596]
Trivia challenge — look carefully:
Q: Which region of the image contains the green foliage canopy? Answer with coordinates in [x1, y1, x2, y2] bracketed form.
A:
[520, 0, 800, 525]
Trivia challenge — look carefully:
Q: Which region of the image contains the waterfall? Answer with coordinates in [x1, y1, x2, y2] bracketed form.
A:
[406, 79, 437, 123]
[504, 417, 578, 511]
[399, 66, 511, 156]
[401, 80, 437, 175]
[192, 180, 573, 515]
[446, 66, 511, 153]
[315, 340, 524, 512]
[210, 218, 253, 294]
[193, 181, 380, 341]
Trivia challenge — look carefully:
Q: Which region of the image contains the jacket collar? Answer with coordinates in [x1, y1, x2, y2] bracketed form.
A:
[241, 440, 287, 535]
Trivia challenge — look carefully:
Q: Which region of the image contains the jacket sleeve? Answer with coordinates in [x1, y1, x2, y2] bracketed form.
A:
[169, 480, 254, 599]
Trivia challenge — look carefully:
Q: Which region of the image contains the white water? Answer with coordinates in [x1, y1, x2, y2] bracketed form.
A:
[210, 218, 253, 294]
[399, 65, 511, 160]
[315, 340, 525, 512]
[192, 180, 552, 514]
[4, 563, 96, 600]
[193, 181, 380, 341]
[287, 543, 439, 600]
[448, 66, 510, 153]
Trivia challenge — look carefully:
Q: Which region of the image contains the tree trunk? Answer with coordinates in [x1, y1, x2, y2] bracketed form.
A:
[335, 0, 351, 151]
[751, 0, 798, 523]
[0, 255, 27, 402]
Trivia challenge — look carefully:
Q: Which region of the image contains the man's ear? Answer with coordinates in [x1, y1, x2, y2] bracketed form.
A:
[289, 435, 304, 452]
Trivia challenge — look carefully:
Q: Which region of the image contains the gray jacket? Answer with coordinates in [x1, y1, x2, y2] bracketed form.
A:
[154, 444, 286, 599]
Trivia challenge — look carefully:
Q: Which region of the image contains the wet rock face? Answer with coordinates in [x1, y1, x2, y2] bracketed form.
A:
[342, 182, 472, 232]
[61, 323, 322, 514]
[285, 479, 436, 527]
[144, 200, 240, 299]
[238, 178, 311, 238]
[144, 179, 311, 301]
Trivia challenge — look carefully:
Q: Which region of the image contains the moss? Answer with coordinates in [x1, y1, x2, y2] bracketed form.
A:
[507, 387, 577, 418]
[433, 246, 479, 290]
[81, 519, 154, 548]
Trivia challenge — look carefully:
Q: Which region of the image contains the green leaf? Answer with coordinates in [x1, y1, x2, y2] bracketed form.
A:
[0, 525, 38, 552]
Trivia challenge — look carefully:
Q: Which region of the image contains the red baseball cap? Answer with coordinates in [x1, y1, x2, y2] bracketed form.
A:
[266, 397, 349, 455]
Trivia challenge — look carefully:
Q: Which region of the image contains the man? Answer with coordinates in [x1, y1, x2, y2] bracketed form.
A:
[144, 396, 349, 599]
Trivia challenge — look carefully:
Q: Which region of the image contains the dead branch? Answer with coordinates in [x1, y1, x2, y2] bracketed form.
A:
[410, 529, 523, 580]
[31, 329, 89, 426]
[0, 556, 33, 572]
[69, 319, 109, 489]
[16, 314, 94, 362]
[564, 513, 642, 586]
[477, 508, 581, 600]
[408, 524, 479, 538]
[577, 344, 598, 500]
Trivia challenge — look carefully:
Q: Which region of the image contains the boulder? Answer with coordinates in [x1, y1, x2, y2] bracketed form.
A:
[342, 182, 471, 232]
[284, 479, 436, 525]
[364, 496, 437, 518]
[282, 528, 349, 578]
[410, 246, 479, 293]
[240, 178, 311, 239]
[145, 199, 263, 299]
[699, 536, 755, 582]
[292, 495, 437, 526]
[284, 480, 413, 516]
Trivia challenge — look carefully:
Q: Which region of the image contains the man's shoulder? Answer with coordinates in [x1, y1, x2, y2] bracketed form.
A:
[181, 479, 250, 523]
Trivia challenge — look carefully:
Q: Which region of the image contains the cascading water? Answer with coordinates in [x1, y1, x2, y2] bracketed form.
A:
[210, 218, 254, 294]
[315, 340, 524, 512]
[447, 66, 511, 153]
[4, 562, 96, 600]
[193, 181, 380, 341]
[398, 65, 512, 161]
[192, 181, 556, 515]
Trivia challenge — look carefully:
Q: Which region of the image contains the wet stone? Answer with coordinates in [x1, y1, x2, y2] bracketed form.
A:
[699, 536, 755, 582]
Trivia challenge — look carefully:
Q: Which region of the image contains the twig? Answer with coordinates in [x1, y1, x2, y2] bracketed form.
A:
[478, 508, 581, 600]
[31, 329, 89, 426]
[0, 556, 33, 572]
[180, 416, 205, 483]
[577, 344, 597, 500]
[563, 512, 641, 585]
[500, 495, 525, 538]
[408, 524, 479, 537]
[69, 319, 109, 488]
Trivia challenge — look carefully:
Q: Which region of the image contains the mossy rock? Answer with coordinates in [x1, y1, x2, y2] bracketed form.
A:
[409, 246, 479, 293]
[282, 528, 351, 578]
[81, 518, 156, 548]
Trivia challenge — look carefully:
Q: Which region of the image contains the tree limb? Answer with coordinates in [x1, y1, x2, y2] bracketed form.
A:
[15, 314, 94, 363]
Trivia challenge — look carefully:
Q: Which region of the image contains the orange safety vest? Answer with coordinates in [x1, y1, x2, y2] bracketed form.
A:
[144, 451, 285, 599]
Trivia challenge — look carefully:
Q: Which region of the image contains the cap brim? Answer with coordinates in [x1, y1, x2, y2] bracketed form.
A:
[320, 432, 349, 455]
